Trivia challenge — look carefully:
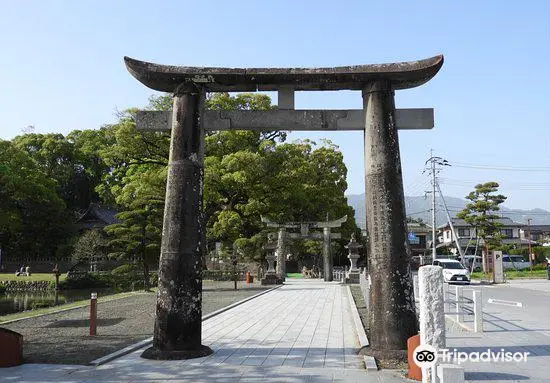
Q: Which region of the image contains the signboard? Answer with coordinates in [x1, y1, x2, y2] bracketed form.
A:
[408, 231, 420, 245]
[493, 251, 504, 284]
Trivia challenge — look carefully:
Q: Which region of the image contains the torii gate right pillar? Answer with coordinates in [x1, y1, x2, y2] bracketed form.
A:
[362, 80, 418, 351]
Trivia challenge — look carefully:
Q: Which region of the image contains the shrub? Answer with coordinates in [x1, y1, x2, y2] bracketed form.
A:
[149, 271, 159, 287]
[111, 263, 140, 276]
[111, 263, 145, 290]
[62, 271, 109, 289]
[0, 284, 6, 295]
[202, 270, 246, 281]
[533, 262, 549, 271]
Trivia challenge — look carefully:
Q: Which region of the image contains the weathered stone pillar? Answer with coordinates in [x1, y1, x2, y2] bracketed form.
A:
[419, 266, 446, 383]
[363, 80, 418, 352]
[142, 84, 212, 360]
[323, 227, 333, 282]
[275, 228, 286, 280]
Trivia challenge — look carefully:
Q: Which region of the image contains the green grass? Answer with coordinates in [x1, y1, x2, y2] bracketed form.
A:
[471, 269, 548, 280]
[0, 273, 67, 282]
[286, 273, 303, 279]
[0, 290, 152, 324]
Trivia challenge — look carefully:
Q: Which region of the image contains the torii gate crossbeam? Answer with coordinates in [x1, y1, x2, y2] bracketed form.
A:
[124, 55, 444, 359]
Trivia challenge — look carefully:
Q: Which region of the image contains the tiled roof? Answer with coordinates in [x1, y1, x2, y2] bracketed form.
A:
[437, 217, 522, 230]
[77, 203, 120, 225]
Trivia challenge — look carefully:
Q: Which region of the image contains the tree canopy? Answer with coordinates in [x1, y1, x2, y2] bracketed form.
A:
[1, 92, 358, 270]
[456, 182, 507, 250]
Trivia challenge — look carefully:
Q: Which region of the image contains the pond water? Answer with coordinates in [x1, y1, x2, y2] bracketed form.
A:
[0, 289, 118, 316]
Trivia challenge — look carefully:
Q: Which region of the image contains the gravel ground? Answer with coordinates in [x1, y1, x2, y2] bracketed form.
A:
[2, 281, 273, 365]
[349, 285, 408, 370]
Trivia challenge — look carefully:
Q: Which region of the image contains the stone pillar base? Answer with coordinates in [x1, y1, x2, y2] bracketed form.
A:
[346, 272, 360, 284]
[261, 274, 283, 285]
[141, 344, 213, 360]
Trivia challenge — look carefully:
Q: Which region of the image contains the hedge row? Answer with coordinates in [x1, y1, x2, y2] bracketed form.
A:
[202, 270, 247, 281]
[0, 280, 55, 292]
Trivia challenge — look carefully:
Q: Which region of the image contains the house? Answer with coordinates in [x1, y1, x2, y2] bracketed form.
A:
[437, 217, 535, 253]
[76, 203, 120, 232]
[406, 223, 431, 258]
[520, 225, 550, 246]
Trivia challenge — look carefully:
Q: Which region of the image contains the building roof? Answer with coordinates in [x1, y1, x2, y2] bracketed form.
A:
[76, 203, 120, 228]
[437, 217, 523, 230]
[527, 225, 550, 232]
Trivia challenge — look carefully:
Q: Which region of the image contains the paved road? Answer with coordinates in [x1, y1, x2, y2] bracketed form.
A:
[445, 279, 550, 382]
[1, 279, 407, 382]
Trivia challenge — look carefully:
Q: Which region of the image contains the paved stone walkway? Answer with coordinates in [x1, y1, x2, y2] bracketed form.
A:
[0, 279, 408, 382]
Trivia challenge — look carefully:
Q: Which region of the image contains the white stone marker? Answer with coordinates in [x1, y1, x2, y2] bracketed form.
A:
[473, 290, 483, 333]
[437, 364, 465, 383]
[419, 266, 446, 383]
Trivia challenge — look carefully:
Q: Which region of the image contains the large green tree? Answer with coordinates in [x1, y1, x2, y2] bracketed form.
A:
[100, 92, 357, 267]
[0, 140, 71, 261]
[457, 182, 507, 270]
[12, 131, 113, 213]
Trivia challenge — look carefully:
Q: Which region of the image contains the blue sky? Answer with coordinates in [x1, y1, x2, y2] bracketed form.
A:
[1, 0, 549, 213]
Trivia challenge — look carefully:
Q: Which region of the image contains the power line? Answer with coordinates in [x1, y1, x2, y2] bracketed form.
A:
[447, 161, 550, 172]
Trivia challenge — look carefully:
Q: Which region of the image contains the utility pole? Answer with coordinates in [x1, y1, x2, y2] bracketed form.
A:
[527, 218, 533, 274]
[436, 181, 464, 262]
[431, 150, 436, 261]
[424, 151, 450, 263]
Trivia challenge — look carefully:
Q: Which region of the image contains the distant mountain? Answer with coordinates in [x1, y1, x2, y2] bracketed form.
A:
[347, 194, 550, 229]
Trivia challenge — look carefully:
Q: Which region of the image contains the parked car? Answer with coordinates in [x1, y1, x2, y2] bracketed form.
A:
[502, 255, 531, 270]
[462, 254, 532, 271]
[463, 255, 482, 272]
[433, 259, 471, 284]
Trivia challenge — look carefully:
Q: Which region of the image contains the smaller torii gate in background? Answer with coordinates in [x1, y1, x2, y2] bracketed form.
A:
[261, 215, 347, 282]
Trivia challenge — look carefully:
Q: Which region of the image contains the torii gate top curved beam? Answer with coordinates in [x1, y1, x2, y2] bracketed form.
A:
[124, 55, 443, 93]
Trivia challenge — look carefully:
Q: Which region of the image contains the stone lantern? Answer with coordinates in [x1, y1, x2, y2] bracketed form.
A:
[261, 235, 281, 285]
[345, 234, 362, 284]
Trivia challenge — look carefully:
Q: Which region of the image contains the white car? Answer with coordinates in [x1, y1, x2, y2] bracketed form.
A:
[432, 259, 471, 284]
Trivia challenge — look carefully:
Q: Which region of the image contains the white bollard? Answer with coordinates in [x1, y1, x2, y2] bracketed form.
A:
[454, 285, 462, 323]
[419, 266, 446, 383]
[413, 274, 419, 301]
[473, 290, 483, 333]
[437, 364, 465, 383]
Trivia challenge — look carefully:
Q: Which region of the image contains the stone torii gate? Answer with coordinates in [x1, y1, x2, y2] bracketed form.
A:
[124, 55, 443, 358]
[261, 215, 347, 282]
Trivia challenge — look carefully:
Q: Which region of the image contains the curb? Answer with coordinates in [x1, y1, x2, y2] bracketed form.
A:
[89, 284, 283, 366]
[345, 285, 377, 371]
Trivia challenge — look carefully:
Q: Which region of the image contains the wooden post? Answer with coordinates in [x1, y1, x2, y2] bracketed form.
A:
[89, 292, 97, 336]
